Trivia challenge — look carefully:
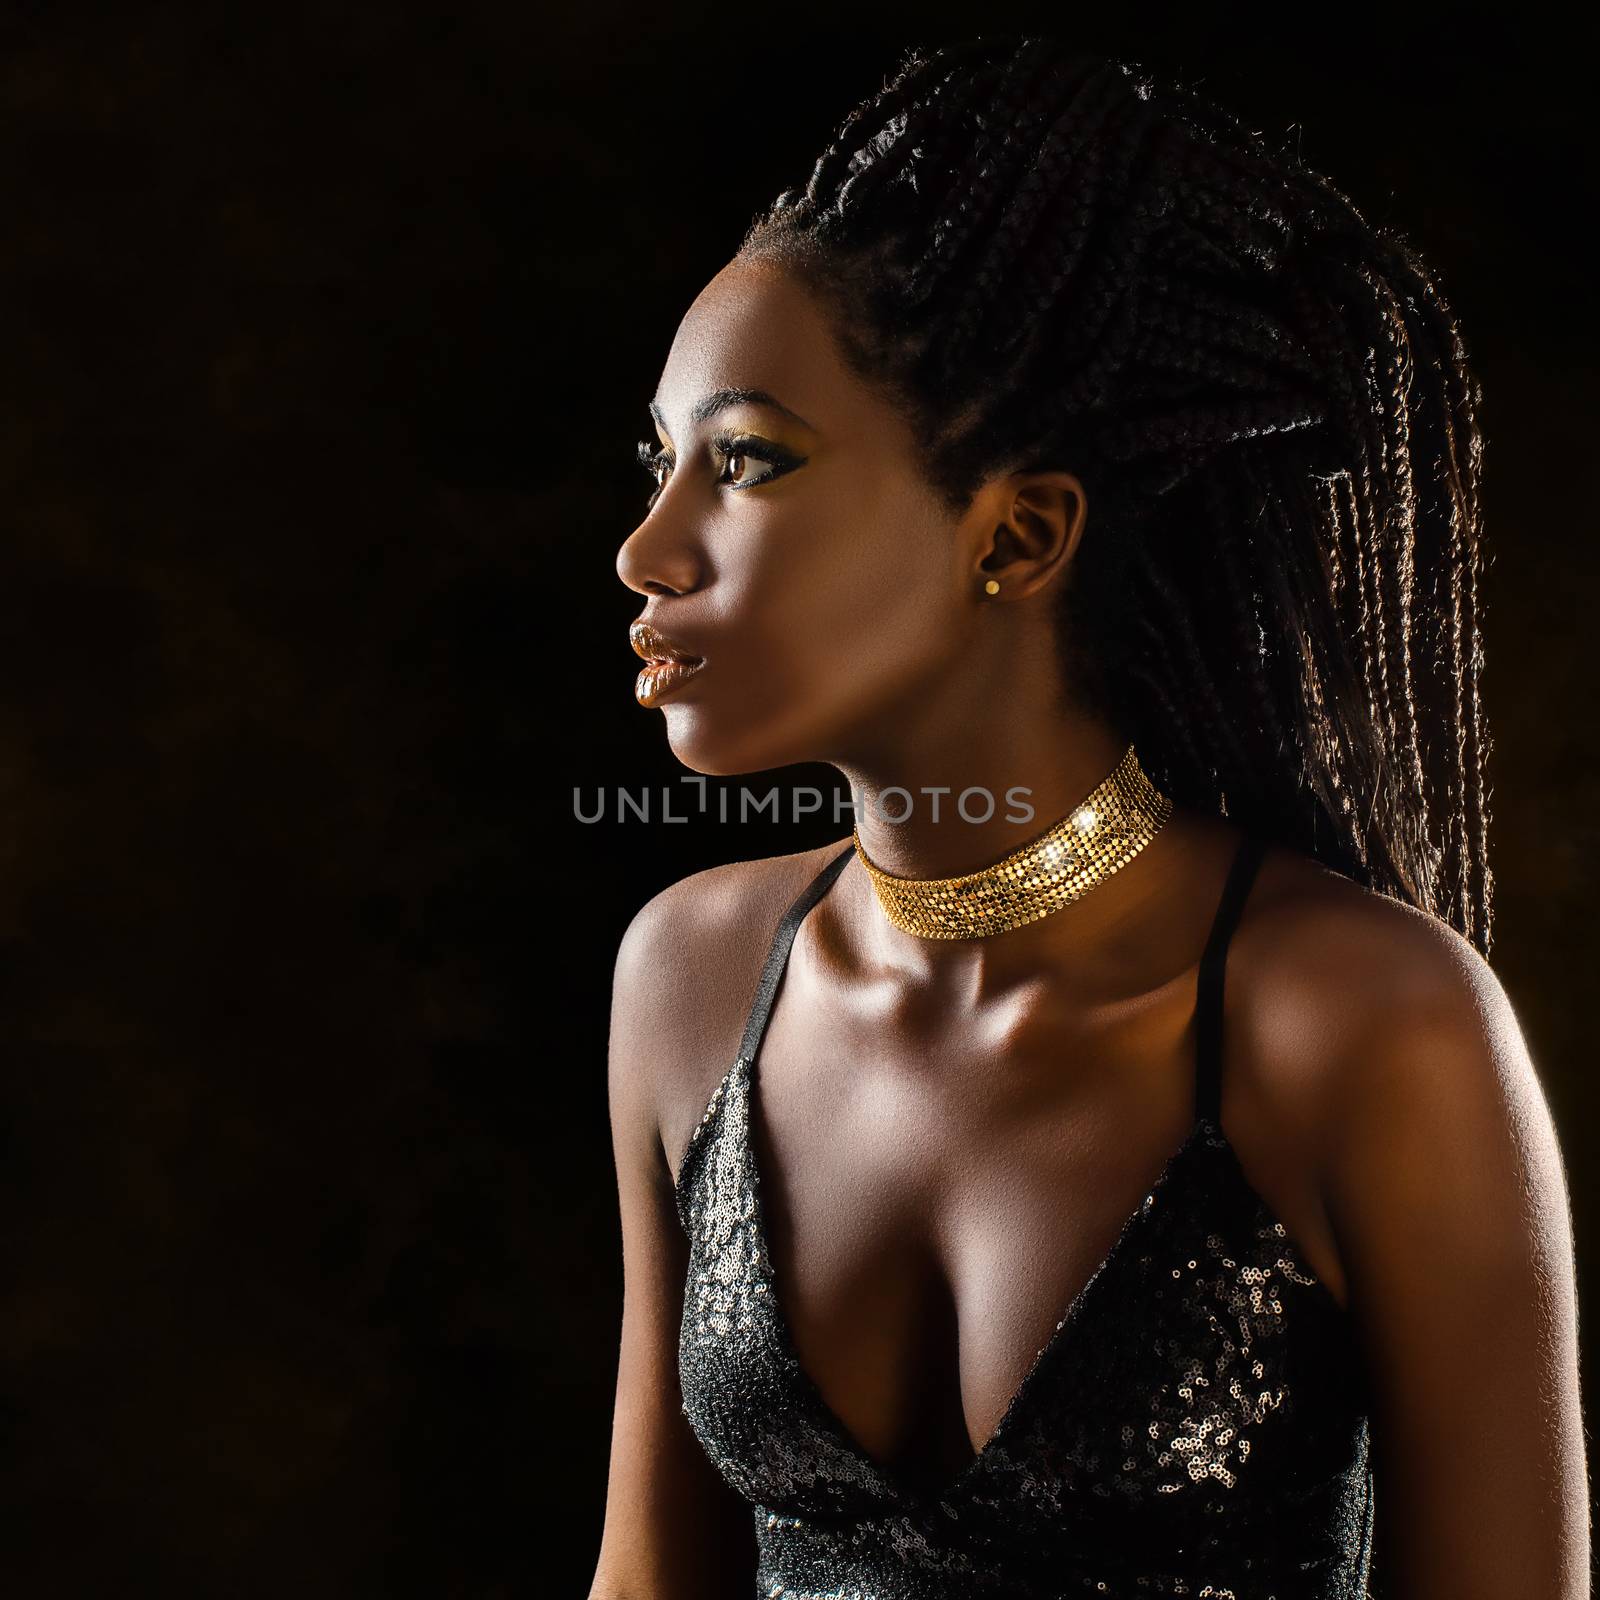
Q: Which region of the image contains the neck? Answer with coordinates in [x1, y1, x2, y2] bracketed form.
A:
[837, 704, 1129, 882]
[816, 660, 1206, 983]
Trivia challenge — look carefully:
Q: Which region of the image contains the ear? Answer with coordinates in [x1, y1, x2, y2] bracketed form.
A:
[974, 470, 1087, 599]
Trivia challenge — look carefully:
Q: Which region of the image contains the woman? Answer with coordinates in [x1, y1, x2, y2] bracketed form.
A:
[591, 35, 1588, 1600]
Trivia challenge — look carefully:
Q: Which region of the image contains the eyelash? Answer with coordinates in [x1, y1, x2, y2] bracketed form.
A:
[632, 430, 803, 506]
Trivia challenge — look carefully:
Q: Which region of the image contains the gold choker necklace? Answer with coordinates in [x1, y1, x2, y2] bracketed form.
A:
[851, 743, 1173, 939]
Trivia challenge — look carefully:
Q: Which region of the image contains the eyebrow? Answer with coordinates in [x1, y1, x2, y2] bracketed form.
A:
[648, 387, 816, 434]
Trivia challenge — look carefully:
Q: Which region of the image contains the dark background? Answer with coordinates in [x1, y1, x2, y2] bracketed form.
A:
[0, 2, 1594, 1593]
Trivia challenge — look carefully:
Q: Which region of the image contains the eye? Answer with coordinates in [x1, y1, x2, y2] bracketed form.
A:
[709, 430, 804, 492]
[631, 430, 805, 509]
[634, 438, 671, 506]
[716, 441, 777, 490]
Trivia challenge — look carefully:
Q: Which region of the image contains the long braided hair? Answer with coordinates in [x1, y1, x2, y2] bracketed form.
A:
[736, 35, 1494, 955]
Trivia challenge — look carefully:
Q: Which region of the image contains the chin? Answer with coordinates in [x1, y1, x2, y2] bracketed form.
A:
[660, 701, 832, 781]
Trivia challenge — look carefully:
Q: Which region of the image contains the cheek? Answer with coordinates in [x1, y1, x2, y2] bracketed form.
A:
[725, 504, 964, 735]
[815, 498, 966, 691]
[653, 484, 968, 775]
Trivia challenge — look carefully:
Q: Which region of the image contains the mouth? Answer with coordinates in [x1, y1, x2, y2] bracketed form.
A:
[629, 622, 707, 708]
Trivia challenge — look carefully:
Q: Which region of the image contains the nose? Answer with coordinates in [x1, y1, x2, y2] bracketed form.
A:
[615, 506, 705, 598]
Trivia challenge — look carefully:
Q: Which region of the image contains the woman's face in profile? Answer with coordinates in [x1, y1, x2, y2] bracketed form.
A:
[617, 254, 989, 778]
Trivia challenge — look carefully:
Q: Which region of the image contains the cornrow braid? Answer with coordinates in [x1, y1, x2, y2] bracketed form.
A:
[783, 39, 997, 229]
[896, 39, 1080, 313]
[737, 33, 1495, 953]
[934, 68, 1152, 384]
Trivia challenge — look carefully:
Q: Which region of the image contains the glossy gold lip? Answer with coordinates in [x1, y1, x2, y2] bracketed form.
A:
[635, 656, 706, 708]
[629, 621, 704, 666]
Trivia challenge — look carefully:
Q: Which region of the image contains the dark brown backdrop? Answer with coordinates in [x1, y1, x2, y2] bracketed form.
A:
[0, 2, 1593, 1594]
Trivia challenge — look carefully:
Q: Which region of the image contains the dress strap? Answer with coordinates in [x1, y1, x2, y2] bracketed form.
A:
[737, 844, 856, 1066]
[1194, 831, 1270, 1126]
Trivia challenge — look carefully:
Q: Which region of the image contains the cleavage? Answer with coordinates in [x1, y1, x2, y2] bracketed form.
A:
[747, 991, 1199, 1482]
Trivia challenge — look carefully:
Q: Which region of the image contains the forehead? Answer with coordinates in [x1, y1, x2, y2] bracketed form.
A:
[652, 256, 873, 435]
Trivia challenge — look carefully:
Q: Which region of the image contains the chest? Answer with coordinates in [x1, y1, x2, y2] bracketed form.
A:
[674, 1053, 1364, 1541]
[743, 980, 1209, 1477]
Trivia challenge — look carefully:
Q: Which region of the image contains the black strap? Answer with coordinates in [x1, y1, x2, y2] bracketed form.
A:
[737, 844, 856, 1066]
[1194, 831, 1270, 1124]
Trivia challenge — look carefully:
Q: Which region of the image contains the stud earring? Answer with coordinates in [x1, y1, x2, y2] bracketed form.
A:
[983, 579, 1000, 596]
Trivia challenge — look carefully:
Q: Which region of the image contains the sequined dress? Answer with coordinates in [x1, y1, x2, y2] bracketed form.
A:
[673, 832, 1375, 1598]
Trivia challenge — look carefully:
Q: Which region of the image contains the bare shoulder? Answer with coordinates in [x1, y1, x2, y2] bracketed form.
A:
[610, 836, 854, 1182]
[1237, 841, 1527, 1089]
[1231, 839, 1561, 1244]
[1230, 841, 1586, 1592]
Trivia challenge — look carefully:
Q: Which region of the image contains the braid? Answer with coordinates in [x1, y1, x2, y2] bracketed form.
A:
[902, 41, 1088, 318]
[737, 34, 1496, 953]
[787, 46, 943, 216]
